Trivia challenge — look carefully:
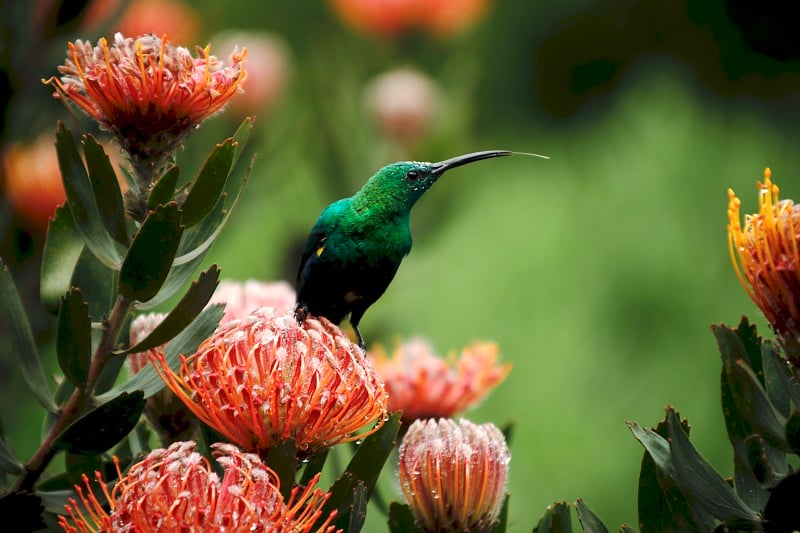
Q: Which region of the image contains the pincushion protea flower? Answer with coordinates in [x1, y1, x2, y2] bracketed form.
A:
[44, 32, 246, 182]
[209, 279, 297, 324]
[398, 418, 510, 532]
[58, 441, 337, 532]
[151, 307, 388, 453]
[368, 338, 509, 423]
[728, 168, 800, 348]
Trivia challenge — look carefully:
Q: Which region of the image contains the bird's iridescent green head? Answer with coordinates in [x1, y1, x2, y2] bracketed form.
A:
[360, 150, 516, 209]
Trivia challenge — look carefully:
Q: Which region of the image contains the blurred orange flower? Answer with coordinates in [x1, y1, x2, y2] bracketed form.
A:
[1, 135, 65, 233]
[368, 338, 509, 423]
[58, 441, 337, 532]
[329, 0, 490, 38]
[728, 168, 800, 344]
[151, 308, 388, 454]
[45, 33, 246, 181]
[398, 418, 510, 532]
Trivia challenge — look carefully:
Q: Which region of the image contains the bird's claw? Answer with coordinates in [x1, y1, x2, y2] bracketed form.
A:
[294, 303, 308, 324]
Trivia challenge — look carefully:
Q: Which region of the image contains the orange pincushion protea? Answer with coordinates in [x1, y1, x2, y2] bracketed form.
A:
[368, 338, 509, 423]
[44, 33, 246, 180]
[58, 441, 337, 532]
[151, 308, 387, 453]
[398, 418, 510, 532]
[728, 168, 800, 343]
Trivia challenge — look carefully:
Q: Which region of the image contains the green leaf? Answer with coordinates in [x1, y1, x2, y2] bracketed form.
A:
[348, 482, 369, 533]
[95, 304, 224, 402]
[71, 247, 118, 319]
[732, 316, 764, 385]
[56, 288, 91, 387]
[55, 122, 121, 269]
[666, 409, 760, 522]
[119, 202, 184, 302]
[629, 415, 713, 532]
[54, 391, 146, 455]
[534, 501, 573, 533]
[180, 139, 235, 227]
[387, 502, 420, 533]
[0, 260, 57, 413]
[138, 156, 252, 310]
[786, 410, 800, 456]
[0, 433, 23, 475]
[762, 341, 795, 416]
[231, 116, 256, 169]
[121, 265, 220, 354]
[299, 448, 329, 487]
[575, 499, 610, 533]
[728, 358, 789, 450]
[264, 439, 298, 501]
[148, 164, 181, 209]
[83, 135, 127, 245]
[322, 413, 401, 531]
[40, 204, 84, 313]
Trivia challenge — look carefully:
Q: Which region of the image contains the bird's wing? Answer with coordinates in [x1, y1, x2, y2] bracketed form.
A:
[297, 200, 347, 282]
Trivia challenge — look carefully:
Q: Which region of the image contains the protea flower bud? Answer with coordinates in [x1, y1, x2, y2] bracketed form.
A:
[398, 418, 510, 532]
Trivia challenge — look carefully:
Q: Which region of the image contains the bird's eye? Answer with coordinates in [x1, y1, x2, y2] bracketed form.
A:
[406, 170, 419, 180]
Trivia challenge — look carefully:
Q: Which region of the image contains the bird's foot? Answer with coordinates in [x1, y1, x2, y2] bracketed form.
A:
[294, 303, 308, 324]
[353, 325, 366, 352]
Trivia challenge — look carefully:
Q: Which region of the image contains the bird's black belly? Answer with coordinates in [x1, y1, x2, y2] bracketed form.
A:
[296, 254, 401, 325]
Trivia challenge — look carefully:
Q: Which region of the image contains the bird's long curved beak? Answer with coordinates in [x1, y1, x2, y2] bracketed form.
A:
[430, 150, 513, 176]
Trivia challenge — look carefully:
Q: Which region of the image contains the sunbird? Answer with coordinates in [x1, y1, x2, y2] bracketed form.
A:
[294, 150, 547, 349]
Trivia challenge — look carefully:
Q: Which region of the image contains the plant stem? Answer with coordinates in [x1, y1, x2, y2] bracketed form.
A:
[13, 294, 133, 493]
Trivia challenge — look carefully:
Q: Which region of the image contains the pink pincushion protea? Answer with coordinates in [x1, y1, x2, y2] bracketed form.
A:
[398, 418, 510, 532]
[209, 279, 297, 323]
[58, 441, 337, 532]
[151, 307, 388, 453]
[44, 33, 246, 180]
[368, 338, 510, 423]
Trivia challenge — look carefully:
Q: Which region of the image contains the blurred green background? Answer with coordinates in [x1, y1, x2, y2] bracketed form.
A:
[3, 0, 800, 530]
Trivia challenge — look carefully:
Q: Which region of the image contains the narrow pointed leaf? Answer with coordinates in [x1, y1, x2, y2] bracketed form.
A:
[56, 288, 91, 387]
[55, 122, 121, 268]
[83, 135, 127, 245]
[231, 116, 256, 169]
[666, 409, 760, 522]
[347, 482, 369, 533]
[180, 139, 235, 226]
[786, 410, 800, 455]
[54, 391, 145, 455]
[71, 247, 118, 319]
[320, 413, 401, 529]
[148, 164, 181, 209]
[732, 317, 764, 384]
[728, 359, 788, 449]
[40, 203, 84, 313]
[629, 415, 713, 532]
[575, 499, 609, 533]
[299, 448, 329, 487]
[121, 265, 220, 354]
[95, 304, 224, 402]
[0, 434, 23, 475]
[534, 501, 572, 533]
[762, 341, 794, 416]
[388, 502, 419, 533]
[264, 439, 298, 501]
[138, 157, 251, 310]
[119, 202, 183, 302]
[0, 260, 57, 413]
